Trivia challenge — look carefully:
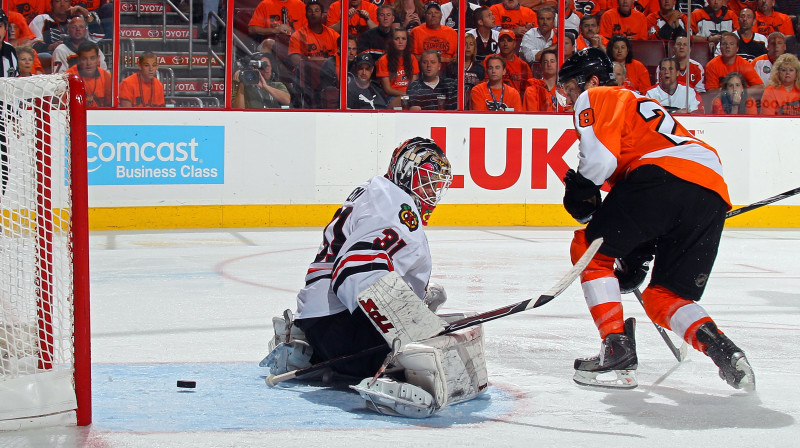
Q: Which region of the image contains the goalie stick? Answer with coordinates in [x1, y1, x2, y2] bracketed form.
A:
[633, 186, 800, 362]
[265, 237, 604, 387]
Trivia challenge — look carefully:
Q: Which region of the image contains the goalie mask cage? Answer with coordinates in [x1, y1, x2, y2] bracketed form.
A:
[0, 75, 90, 429]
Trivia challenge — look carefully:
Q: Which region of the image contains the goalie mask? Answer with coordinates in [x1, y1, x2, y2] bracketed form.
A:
[386, 137, 453, 225]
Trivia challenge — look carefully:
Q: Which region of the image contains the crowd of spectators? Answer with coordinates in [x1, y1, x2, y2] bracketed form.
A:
[3, 0, 800, 114]
[1, 0, 168, 108]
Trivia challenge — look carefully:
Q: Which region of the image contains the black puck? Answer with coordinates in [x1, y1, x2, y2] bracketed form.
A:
[177, 380, 196, 388]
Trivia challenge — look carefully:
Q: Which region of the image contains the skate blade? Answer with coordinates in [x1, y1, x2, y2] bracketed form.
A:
[733, 356, 756, 392]
[573, 369, 638, 389]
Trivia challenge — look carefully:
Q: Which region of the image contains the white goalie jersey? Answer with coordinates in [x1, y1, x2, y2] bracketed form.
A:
[296, 176, 433, 320]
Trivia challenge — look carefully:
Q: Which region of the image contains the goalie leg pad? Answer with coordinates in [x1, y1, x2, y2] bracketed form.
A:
[351, 377, 435, 418]
[396, 324, 489, 409]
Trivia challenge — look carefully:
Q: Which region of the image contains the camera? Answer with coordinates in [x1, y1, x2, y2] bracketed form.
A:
[240, 60, 267, 86]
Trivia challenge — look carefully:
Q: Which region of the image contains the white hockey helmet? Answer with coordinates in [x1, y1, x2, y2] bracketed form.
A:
[386, 137, 452, 224]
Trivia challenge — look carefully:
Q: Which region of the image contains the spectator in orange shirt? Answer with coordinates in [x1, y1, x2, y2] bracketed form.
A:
[470, 54, 523, 110]
[760, 53, 800, 114]
[729, 0, 759, 16]
[646, 0, 687, 40]
[66, 41, 111, 107]
[376, 27, 420, 108]
[409, 2, 457, 63]
[600, 0, 649, 40]
[607, 35, 652, 92]
[492, 29, 533, 92]
[287, 1, 340, 70]
[573, 0, 610, 16]
[523, 77, 554, 111]
[326, 0, 377, 36]
[576, 14, 608, 51]
[248, 0, 308, 40]
[691, 0, 738, 45]
[755, 0, 794, 36]
[711, 71, 759, 113]
[490, 0, 538, 36]
[9, 0, 50, 23]
[118, 51, 165, 107]
[704, 31, 764, 93]
[7, 10, 35, 47]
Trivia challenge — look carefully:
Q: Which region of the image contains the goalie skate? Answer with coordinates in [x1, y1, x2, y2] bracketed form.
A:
[573, 318, 638, 389]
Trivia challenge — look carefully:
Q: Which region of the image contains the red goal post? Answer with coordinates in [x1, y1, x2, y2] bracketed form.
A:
[0, 74, 90, 428]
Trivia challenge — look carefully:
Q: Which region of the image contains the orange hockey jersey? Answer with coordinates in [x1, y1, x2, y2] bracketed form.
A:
[571, 86, 731, 208]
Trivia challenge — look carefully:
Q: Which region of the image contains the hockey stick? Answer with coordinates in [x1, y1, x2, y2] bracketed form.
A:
[266, 345, 387, 386]
[441, 237, 603, 333]
[266, 237, 604, 387]
[725, 186, 800, 219]
[633, 186, 800, 362]
[633, 288, 688, 362]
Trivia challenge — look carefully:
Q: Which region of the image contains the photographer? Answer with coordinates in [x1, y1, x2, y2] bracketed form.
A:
[232, 53, 291, 109]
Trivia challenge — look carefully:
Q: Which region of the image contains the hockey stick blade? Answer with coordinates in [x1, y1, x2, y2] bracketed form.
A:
[725, 186, 800, 219]
[633, 288, 685, 362]
[441, 237, 603, 334]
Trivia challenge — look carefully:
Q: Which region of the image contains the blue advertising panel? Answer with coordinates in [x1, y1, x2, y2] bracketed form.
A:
[87, 125, 224, 185]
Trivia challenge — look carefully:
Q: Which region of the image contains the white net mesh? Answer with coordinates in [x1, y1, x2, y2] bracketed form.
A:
[0, 75, 74, 384]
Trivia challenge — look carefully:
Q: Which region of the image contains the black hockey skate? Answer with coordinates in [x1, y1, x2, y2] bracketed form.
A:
[573, 318, 638, 389]
[696, 322, 755, 391]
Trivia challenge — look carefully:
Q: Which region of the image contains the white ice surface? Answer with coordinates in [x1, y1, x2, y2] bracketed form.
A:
[1, 227, 798, 447]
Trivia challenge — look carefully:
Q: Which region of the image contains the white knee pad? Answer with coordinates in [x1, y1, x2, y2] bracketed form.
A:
[396, 323, 488, 409]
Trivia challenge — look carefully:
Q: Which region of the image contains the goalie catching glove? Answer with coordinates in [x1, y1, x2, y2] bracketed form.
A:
[563, 169, 601, 224]
[614, 241, 655, 294]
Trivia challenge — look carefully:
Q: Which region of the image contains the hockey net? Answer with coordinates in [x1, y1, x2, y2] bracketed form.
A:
[0, 74, 90, 429]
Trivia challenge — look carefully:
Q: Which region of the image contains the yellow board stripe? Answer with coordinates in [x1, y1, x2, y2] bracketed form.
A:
[87, 204, 799, 230]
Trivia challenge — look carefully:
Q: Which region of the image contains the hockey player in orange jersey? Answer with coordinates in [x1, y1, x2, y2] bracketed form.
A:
[556, 47, 755, 391]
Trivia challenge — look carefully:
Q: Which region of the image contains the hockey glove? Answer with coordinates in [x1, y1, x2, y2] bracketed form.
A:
[563, 169, 601, 224]
[614, 242, 656, 294]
